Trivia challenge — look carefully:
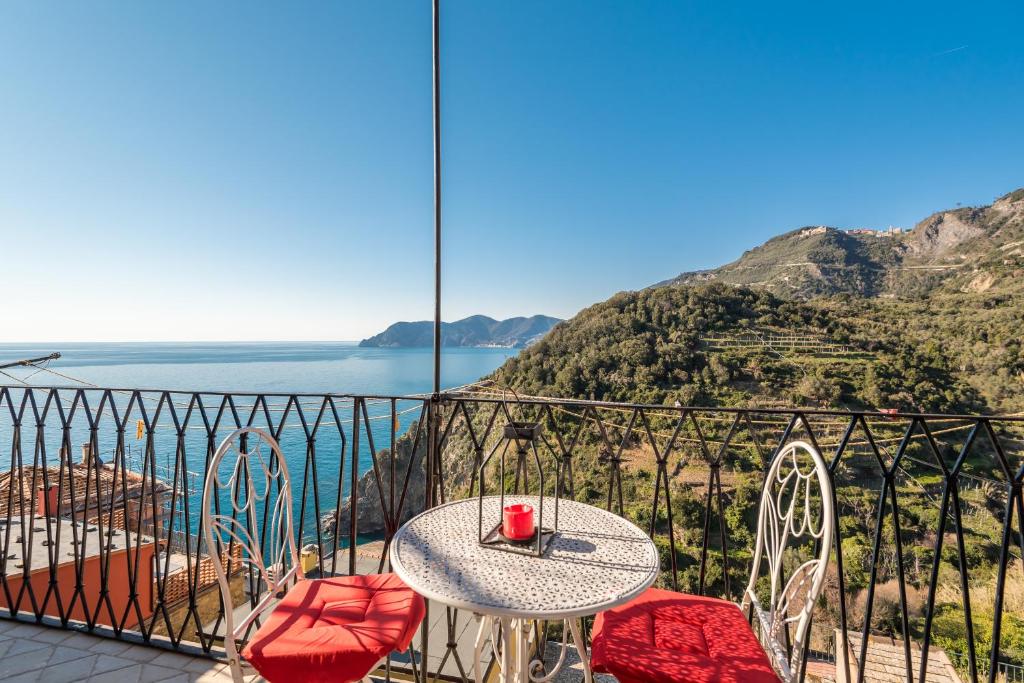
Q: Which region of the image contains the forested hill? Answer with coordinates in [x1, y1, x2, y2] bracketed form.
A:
[659, 188, 1024, 300]
[491, 284, 984, 414]
[359, 314, 561, 348]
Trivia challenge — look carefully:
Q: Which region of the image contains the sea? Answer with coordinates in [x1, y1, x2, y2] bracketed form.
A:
[0, 342, 517, 542]
[0, 342, 515, 395]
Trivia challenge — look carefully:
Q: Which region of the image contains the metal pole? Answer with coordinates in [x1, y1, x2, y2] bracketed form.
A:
[431, 0, 442, 398]
[423, 3, 442, 680]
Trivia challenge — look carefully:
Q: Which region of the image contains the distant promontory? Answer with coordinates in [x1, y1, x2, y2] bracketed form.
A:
[359, 315, 561, 348]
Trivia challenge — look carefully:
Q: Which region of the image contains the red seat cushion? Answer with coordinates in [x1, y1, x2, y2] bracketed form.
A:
[591, 587, 779, 683]
[241, 573, 425, 683]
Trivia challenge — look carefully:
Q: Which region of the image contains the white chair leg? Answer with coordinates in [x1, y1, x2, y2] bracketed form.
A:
[225, 639, 245, 683]
[361, 656, 386, 683]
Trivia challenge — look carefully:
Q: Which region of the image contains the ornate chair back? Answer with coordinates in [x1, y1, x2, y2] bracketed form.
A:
[201, 427, 302, 677]
[741, 440, 834, 683]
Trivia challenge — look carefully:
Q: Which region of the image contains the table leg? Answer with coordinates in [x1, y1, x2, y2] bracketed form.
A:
[488, 616, 594, 683]
[473, 614, 491, 683]
[518, 619, 531, 682]
[499, 616, 514, 683]
[567, 618, 593, 683]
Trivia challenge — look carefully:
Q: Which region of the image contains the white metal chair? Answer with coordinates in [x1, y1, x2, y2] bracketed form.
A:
[742, 439, 835, 682]
[201, 427, 424, 683]
[201, 427, 304, 682]
[591, 440, 834, 683]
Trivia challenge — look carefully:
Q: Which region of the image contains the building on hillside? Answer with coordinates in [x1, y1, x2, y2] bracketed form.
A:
[0, 443, 237, 633]
[0, 513, 157, 629]
[846, 227, 904, 238]
[835, 630, 964, 683]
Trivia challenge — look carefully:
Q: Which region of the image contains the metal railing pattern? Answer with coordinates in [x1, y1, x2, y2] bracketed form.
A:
[0, 385, 1020, 683]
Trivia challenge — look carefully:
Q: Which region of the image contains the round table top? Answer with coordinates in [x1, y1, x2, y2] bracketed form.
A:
[390, 495, 659, 620]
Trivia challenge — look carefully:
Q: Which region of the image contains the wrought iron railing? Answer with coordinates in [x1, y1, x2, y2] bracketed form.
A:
[0, 385, 1020, 683]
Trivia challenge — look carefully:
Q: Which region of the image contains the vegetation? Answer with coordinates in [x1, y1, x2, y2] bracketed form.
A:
[493, 283, 980, 414]
[824, 293, 1024, 414]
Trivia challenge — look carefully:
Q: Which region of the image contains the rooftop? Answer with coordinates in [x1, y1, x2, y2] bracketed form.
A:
[837, 632, 964, 683]
[0, 459, 170, 520]
[0, 516, 152, 574]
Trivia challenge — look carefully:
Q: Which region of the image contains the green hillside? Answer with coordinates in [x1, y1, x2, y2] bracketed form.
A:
[822, 292, 1024, 414]
[467, 283, 1021, 667]
[492, 283, 981, 413]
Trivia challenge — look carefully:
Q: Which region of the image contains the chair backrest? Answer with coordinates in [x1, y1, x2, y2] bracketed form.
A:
[201, 427, 301, 672]
[741, 440, 834, 683]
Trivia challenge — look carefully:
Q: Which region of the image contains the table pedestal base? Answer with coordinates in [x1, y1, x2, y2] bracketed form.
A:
[473, 615, 593, 683]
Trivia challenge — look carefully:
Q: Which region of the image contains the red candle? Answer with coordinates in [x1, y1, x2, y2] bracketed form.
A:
[502, 503, 535, 540]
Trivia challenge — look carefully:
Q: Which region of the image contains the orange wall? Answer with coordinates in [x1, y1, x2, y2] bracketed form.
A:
[1, 543, 156, 630]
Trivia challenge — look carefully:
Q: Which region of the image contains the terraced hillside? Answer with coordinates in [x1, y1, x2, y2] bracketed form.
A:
[661, 189, 1024, 300]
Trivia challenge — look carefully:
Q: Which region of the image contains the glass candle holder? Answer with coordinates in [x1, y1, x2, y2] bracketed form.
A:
[502, 503, 535, 540]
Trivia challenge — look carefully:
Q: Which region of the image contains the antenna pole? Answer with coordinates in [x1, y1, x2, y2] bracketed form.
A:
[0, 352, 61, 371]
[431, 0, 443, 397]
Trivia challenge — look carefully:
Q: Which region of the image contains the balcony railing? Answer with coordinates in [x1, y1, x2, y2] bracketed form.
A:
[0, 384, 1020, 683]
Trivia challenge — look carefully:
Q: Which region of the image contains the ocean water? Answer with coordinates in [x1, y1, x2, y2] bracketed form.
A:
[0, 342, 516, 395]
[0, 342, 517, 542]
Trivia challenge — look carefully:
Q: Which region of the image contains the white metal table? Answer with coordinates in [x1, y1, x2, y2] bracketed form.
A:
[390, 496, 659, 683]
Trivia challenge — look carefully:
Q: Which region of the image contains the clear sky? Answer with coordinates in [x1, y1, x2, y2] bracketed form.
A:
[1, 1, 1021, 342]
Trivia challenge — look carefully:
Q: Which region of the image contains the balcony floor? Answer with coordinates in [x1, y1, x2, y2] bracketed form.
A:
[0, 619, 245, 683]
[0, 612, 618, 683]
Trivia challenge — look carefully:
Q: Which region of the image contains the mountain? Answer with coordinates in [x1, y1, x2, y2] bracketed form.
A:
[659, 188, 1024, 299]
[358, 315, 561, 348]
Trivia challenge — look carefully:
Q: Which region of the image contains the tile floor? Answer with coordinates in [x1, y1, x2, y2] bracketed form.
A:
[0, 616, 609, 682]
[0, 619, 253, 683]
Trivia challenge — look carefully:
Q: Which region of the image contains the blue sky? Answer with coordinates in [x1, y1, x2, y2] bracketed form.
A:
[1, 1, 1021, 342]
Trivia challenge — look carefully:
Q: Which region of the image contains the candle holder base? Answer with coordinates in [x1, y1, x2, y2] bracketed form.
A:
[479, 521, 556, 556]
